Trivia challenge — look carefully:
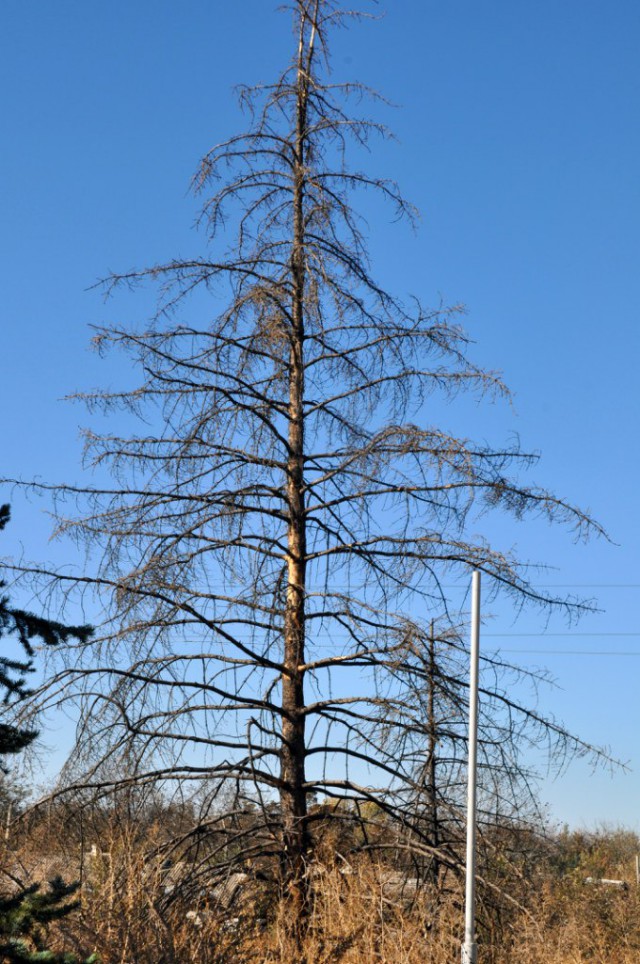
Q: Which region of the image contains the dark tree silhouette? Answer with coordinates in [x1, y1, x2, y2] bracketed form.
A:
[6, 1, 610, 953]
[0, 504, 94, 964]
[0, 503, 92, 762]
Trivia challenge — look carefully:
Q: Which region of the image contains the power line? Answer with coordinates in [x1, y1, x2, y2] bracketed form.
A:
[443, 584, 640, 590]
[520, 584, 640, 589]
[485, 632, 640, 638]
[497, 649, 640, 657]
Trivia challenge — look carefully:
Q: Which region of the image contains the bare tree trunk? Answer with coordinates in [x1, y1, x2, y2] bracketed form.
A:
[427, 623, 440, 887]
[278, 5, 316, 947]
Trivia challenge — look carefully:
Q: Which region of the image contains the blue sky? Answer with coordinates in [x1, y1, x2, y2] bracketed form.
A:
[1, 0, 639, 828]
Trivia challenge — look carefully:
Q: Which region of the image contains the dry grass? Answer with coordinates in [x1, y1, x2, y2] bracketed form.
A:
[47, 860, 640, 963]
[500, 878, 640, 964]
[6, 823, 640, 963]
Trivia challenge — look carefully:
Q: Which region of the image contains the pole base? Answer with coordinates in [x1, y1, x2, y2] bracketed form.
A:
[461, 942, 477, 964]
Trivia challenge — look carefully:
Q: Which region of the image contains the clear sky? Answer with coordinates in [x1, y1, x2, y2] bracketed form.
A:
[1, 0, 639, 829]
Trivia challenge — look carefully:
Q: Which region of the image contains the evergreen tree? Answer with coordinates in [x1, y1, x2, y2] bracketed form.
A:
[0, 876, 97, 964]
[0, 505, 95, 964]
[0, 504, 92, 764]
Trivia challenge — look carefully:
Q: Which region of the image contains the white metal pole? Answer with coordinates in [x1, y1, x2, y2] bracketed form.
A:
[462, 569, 481, 964]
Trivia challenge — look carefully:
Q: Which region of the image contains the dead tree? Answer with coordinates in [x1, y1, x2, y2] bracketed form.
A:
[6, 0, 611, 943]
